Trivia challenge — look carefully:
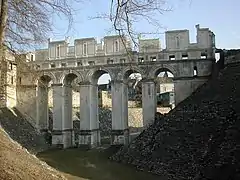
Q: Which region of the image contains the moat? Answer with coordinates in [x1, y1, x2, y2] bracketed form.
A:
[37, 148, 163, 180]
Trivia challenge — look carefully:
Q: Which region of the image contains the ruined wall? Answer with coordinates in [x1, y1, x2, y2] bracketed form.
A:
[174, 78, 207, 105]
[6, 61, 17, 107]
[127, 107, 170, 128]
[225, 53, 240, 65]
[165, 30, 190, 51]
[0, 50, 18, 108]
[99, 91, 139, 108]
[16, 86, 37, 126]
[15, 54, 40, 126]
[75, 38, 96, 57]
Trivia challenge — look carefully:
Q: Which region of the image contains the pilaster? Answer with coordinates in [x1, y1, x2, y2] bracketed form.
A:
[141, 78, 156, 127]
[111, 80, 129, 145]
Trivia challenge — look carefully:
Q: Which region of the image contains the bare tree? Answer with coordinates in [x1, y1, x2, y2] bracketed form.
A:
[6, 0, 77, 51]
[0, 0, 171, 109]
[92, 0, 171, 48]
[0, 0, 80, 106]
[0, 0, 9, 106]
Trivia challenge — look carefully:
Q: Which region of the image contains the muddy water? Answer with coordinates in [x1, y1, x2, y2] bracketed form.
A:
[37, 148, 165, 180]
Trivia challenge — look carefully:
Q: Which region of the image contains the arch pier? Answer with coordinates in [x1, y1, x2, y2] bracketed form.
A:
[30, 25, 215, 148]
[36, 75, 51, 134]
[111, 79, 129, 145]
[51, 83, 69, 148]
[141, 78, 157, 126]
[35, 59, 213, 149]
[78, 81, 100, 147]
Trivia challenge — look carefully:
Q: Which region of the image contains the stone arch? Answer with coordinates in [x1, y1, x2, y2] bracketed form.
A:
[122, 66, 145, 80]
[150, 64, 177, 78]
[35, 71, 57, 85]
[86, 67, 114, 83]
[59, 70, 84, 85]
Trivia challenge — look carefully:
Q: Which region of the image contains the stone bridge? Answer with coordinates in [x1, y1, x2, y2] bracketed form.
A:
[23, 24, 216, 148]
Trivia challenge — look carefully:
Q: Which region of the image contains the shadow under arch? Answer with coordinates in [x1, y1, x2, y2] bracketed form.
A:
[36, 72, 57, 86]
[87, 68, 113, 84]
[36, 74, 54, 134]
[150, 65, 177, 78]
[122, 66, 144, 80]
[154, 68, 175, 78]
[60, 70, 84, 85]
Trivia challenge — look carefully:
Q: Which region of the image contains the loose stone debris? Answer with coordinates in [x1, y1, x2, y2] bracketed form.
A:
[111, 63, 240, 180]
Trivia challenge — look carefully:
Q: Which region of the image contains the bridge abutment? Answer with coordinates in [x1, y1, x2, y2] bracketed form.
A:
[78, 82, 100, 148]
[111, 80, 129, 145]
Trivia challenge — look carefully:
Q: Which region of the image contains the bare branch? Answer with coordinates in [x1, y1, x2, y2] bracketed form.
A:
[5, 0, 79, 51]
[90, 0, 171, 49]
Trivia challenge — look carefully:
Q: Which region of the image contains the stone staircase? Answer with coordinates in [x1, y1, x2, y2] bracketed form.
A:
[111, 62, 240, 180]
[0, 107, 49, 154]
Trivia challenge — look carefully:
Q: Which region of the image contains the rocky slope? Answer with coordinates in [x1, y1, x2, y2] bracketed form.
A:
[111, 62, 240, 180]
[0, 107, 48, 154]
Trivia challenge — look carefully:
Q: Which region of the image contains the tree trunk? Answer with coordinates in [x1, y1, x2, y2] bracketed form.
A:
[0, 0, 8, 44]
[0, 0, 8, 107]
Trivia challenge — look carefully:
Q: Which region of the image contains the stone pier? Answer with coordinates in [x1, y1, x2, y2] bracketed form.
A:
[51, 84, 65, 148]
[111, 80, 129, 145]
[142, 79, 156, 127]
[62, 84, 73, 148]
[36, 85, 48, 133]
[78, 82, 100, 148]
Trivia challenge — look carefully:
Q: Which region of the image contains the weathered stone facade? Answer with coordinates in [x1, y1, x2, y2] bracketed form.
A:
[16, 24, 215, 148]
[0, 49, 18, 108]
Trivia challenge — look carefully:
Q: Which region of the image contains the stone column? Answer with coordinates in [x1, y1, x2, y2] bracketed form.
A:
[62, 84, 73, 148]
[78, 82, 100, 148]
[36, 85, 48, 133]
[111, 80, 129, 145]
[142, 79, 156, 127]
[51, 83, 64, 148]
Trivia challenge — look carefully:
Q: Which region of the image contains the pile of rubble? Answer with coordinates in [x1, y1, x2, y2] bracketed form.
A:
[99, 107, 112, 136]
[0, 107, 48, 154]
[74, 107, 112, 136]
[111, 62, 240, 179]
